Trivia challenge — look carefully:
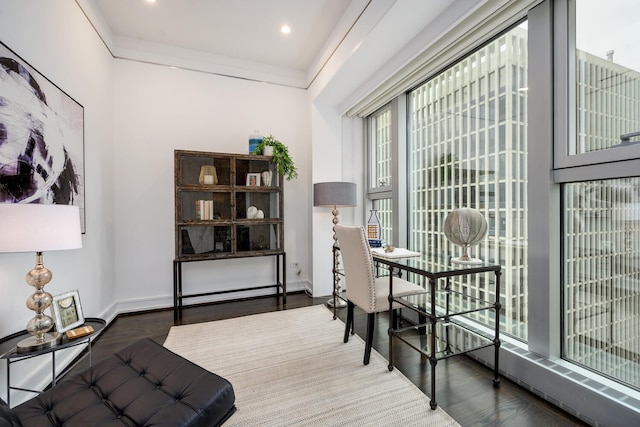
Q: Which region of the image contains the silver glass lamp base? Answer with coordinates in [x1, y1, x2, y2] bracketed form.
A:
[17, 332, 62, 354]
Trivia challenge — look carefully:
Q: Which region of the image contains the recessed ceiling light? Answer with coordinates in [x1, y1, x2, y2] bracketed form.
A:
[281, 25, 291, 35]
[145, 0, 156, 3]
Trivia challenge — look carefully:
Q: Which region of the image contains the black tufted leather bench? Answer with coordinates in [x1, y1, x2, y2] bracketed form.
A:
[0, 338, 235, 426]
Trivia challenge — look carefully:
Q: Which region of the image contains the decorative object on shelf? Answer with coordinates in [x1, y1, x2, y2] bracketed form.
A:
[65, 324, 94, 340]
[51, 289, 85, 333]
[246, 173, 261, 187]
[249, 130, 263, 154]
[247, 206, 258, 219]
[251, 134, 298, 181]
[198, 165, 218, 185]
[313, 181, 357, 308]
[367, 209, 382, 247]
[256, 210, 264, 219]
[195, 199, 214, 220]
[0, 204, 82, 353]
[261, 170, 273, 186]
[443, 207, 488, 264]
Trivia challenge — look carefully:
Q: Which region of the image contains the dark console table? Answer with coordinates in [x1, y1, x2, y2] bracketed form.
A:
[0, 318, 106, 407]
[173, 251, 286, 324]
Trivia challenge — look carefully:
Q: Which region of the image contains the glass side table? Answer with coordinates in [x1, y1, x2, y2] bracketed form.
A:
[0, 317, 106, 407]
[375, 254, 502, 410]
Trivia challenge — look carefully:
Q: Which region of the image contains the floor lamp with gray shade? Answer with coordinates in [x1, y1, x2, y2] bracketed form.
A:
[0, 204, 82, 353]
[313, 182, 357, 310]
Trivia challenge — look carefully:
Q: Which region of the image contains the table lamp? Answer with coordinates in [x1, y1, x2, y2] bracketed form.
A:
[0, 204, 82, 353]
[313, 182, 357, 308]
[443, 207, 488, 264]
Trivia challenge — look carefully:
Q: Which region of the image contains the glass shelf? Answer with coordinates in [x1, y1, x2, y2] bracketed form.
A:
[391, 317, 496, 361]
[395, 289, 497, 320]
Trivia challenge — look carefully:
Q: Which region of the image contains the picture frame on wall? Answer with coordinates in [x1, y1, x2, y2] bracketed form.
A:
[246, 173, 261, 187]
[51, 290, 85, 333]
[0, 41, 85, 232]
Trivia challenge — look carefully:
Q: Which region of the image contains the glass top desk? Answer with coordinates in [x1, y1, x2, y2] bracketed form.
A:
[372, 252, 502, 410]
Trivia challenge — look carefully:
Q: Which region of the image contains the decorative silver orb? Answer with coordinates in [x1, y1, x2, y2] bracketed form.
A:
[444, 207, 488, 264]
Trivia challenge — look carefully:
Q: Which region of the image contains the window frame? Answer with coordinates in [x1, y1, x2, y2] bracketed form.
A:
[366, 98, 407, 248]
[359, 0, 640, 421]
[553, 0, 640, 182]
[366, 104, 393, 197]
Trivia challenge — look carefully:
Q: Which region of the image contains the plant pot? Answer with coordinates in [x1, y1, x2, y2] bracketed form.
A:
[263, 146, 274, 156]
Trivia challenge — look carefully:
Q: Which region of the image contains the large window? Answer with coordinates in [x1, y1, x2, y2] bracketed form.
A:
[407, 23, 529, 339]
[369, 107, 392, 192]
[563, 178, 640, 389]
[368, 107, 393, 245]
[363, 0, 640, 397]
[573, 2, 640, 156]
[561, 0, 640, 389]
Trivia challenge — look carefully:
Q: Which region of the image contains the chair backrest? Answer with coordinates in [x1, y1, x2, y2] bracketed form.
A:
[334, 224, 377, 313]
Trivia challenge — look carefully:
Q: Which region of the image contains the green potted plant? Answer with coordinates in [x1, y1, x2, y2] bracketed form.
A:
[252, 134, 298, 180]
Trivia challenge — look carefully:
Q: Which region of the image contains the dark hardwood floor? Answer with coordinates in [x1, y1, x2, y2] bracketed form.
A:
[64, 292, 589, 427]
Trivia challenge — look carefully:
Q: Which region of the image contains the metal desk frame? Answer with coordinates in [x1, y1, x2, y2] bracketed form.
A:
[377, 256, 502, 410]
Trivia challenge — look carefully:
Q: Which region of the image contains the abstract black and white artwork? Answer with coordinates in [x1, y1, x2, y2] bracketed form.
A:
[0, 41, 85, 231]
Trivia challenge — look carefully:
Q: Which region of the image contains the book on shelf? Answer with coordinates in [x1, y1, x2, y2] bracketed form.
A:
[196, 199, 214, 220]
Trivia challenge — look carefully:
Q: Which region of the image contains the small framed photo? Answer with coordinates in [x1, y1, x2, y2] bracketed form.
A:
[52, 290, 85, 333]
[246, 173, 261, 187]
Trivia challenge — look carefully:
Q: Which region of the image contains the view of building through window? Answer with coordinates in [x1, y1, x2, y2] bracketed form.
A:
[574, 0, 640, 155]
[407, 23, 528, 339]
[563, 0, 640, 389]
[370, 108, 392, 190]
[564, 178, 640, 388]
[369, 108, 393, 246]
[369, 0, 640, 390]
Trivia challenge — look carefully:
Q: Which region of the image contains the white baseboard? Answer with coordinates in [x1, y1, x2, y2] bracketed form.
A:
[1, 279, 311, 407]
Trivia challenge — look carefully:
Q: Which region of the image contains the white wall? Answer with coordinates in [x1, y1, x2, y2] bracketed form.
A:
[0, 0, 114, 336]
[0, 0, 114, 401]
[112, 60, 311, 311]
[308, 0, 482, 297]
[0, 0, 484, 338]
[0, 0, 311, 402]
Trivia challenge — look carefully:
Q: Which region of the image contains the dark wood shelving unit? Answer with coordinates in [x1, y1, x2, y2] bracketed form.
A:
[173, 150, 286, 323]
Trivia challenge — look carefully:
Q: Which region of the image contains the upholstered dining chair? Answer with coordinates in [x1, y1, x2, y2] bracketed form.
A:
[335, 224, 425, 365]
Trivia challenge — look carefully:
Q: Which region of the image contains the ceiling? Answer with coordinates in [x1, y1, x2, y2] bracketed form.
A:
[82, 0, 360, 78]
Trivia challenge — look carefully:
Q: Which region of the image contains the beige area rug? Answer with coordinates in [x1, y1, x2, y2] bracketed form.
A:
[163, 305, 460, 427]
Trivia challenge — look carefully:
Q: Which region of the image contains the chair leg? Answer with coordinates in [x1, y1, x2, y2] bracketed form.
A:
[344, 301, 354, 343]
[364, 312, 375, 365]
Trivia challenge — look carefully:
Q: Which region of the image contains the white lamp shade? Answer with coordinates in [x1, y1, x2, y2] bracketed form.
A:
[313, 182, 357, 207]
[0, 204, 82, 253]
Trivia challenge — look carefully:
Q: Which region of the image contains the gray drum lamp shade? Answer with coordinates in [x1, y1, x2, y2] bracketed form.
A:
[313, 182, 357, 207]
